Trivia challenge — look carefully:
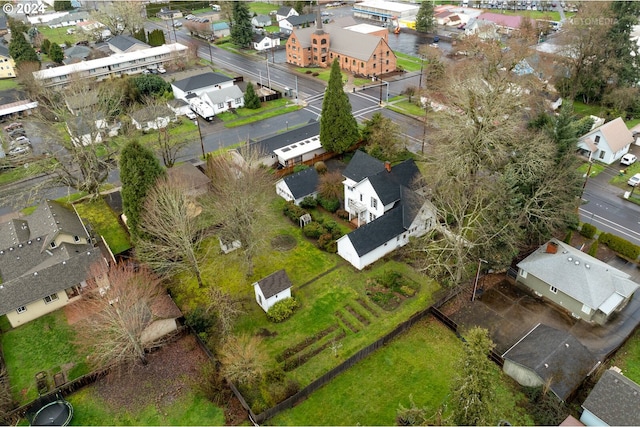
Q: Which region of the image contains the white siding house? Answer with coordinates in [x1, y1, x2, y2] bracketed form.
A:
[253, 269, 293, 312]
[253, 34, 281, 51]
[202, 85, 245, 114]
[131, 106, 175, 131]
[577, 117, 634, 164]
[275, 167, 319, 205]
[171, 72, 235, 101]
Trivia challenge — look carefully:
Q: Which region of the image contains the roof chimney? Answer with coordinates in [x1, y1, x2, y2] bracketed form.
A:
[384, 161, 391, 173]
[545, 241, 558, 254]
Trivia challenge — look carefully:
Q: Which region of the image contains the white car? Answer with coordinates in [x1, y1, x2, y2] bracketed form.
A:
[621, 153, 637, 166]
[12, 136, 30, 145]
[185, 110, 197, 120]
[628, 173, 640, 187]
[157, 66, 166, 74]
[8, 145, 31, 156]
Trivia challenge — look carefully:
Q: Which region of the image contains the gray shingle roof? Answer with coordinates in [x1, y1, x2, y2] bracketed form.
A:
[131, 105, 173, 124]
[172, 72, 234, 93]
[251, 120, 319, 155]
[343, 204, 407, 257]
[502, 324, 598, 400]
[0, 200, 104, 315]
[203, 85, 243, 105]
[108, 35, 149, 52]
[167, 162, 211, 189]
[281, 167, 319, 200]
[582, 369, 640, 425]
[277, 6, 294, 16]
[255, 269, 292, 299]
[252, 15, 272, 26]
[367, 160, 420, 205]
[291, 23, 388, 61]
[342, 150, 384, 183]
[517, 238, 639, 312]
[286, 14, 316, 27]
[0, 43, 9, 58]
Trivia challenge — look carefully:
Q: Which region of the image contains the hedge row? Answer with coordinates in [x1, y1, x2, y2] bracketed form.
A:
[580, 223, 597, 239]
[599, 232, 640, 260]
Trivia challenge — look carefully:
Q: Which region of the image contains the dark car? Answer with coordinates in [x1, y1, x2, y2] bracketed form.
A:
[8, 128, 26, 138]
[75, 40, 90, 46]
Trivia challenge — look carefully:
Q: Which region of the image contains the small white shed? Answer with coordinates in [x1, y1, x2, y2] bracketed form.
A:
[253, 269, 293, 312]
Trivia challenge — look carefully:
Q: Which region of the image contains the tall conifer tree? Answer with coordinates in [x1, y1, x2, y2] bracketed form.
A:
[320, 60, 359, 154]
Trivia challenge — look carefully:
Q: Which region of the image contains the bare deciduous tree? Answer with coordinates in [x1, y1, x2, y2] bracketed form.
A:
[91, 2, 145, 36]
[205, 148, 277, 276]
[138, 96, 190, 168]
[207, 286, 244, 337]
[218, 334, 268, 386]
[75, 262, 168, 369]
[136, 176, 207, 287]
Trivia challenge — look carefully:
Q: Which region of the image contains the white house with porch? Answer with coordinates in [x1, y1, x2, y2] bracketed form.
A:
[577, 117, 634, 164]
[202, 85, 245, 114]
[337, 151, 435, 270]
[253, 269, 293, 312]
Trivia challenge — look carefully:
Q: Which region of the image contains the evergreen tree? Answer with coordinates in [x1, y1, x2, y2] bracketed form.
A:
[41, 38, 51, 55]
[415, 1, 435, 34]
[606, 2, 640, 88]
[9, 32, 39, 65]
[48, 43, 64, 64]
[54, 1, 74, 11]
[450, 328, 496, 426]
[243, 82, 261, 109]
[147, 29, 165, 47]
[133, 27, 147, 44]
[231, 1, 252, 48]
[120, 140, 165, 239]
[320, 59, 359, 154]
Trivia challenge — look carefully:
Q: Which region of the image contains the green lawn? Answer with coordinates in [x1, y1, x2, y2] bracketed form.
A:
[577, 161, 606, 178]
[499, 9, 567, 21]
[607, 328, 640, 383]
[573, 101, 606, 118]
[626, 118, 640, 129]
[249, 2, 276, 15]
[36, 26, 81, 45]
[387, 98, 426, 117]
[68, 386, 225, 426]
[0, 78, 18, 91]
[395, 52, 423, 73]
[610, 162, 640, 186]
[270, 318, 534, 425]
[216, 99, 302, 128]
[0, 158, 56, 186]
[2, 311, 90, 404]
[73, 198, 132, 255]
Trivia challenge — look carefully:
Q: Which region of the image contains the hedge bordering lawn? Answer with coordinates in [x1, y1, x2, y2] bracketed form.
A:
[599, 232, 640, 261]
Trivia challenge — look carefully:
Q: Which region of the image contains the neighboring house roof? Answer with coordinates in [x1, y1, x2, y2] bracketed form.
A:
[0, 200, 103, 315]
[343, 150, 385, 182]
[332, 16, 358, 28]
[285, 14, 316, 27]
[280, 167, 319, 200]
[252, 120, 319, 155]
[48, 11, 90, 26]
[64, 45, 91, 60]
[580, 117, 634, 153]
[150, 293, 183, 319]
[108, 35, 149, 52]
[517, 238, 639, 314]
[167, 98, 188, 109]
[291, 23, 386, 61]
[477, 12, 525, 29]
[172, 72, 233, 93]
[582, 369, 640, 426]
[277, 6, 295, 16]
[502, 323, 598, 400]
[0, 13, 7, 31]
[255, 269, 292, 299]
[167, 162, 211, 190]
[252, 33, 279, 43]
[0, 43, 9, 58]
[203, 84, 243, 106]
[342, 203, 406, 257]
[65, 91, 99, 112]
[131, 105, 173, 124]
[212, 22, 230, 31]
[252, 15, 272, 26]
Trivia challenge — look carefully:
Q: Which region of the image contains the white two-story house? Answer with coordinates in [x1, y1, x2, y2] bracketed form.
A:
[337, 151, 435, 270]
[577, 117, 634, 164]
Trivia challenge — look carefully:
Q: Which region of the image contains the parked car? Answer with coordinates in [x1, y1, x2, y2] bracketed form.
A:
[628, 173, 640, 187]
[12, 136, 30, 145]
[8, 145, 31, 156]
[157, 66, 166, 74]
[185, 110, 197, 120]
[4, 122, 22, 132]
[174, 21, 183, 28]
[75, 40, 90, 46]
[621, 153, 637, 166]
[8, 128, 26, 138]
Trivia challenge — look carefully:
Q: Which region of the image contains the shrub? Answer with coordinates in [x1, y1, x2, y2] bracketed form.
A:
[293, 164, 309, 173]
[302, 222, 327, 239]
[264, 367, 286, 384]
[184, 306, 215, 334]
[314, 161, 327, 174]
[336, 209, 350, 220]
[587, 240, 599, 257]
[380, 270, 403, 289]
[324, 239, 337, 253]
[194, 361, 229, 406]
[318, 196, 340, 212]
[312, 72, 319, 77]
[563, 230, 573, 244]
[283, 202, 308, 223]
[305, 70, 312, 74]
[299, 196, 318, 209]
[317, 232, 334, 251]
[580, 223, 597, 239]
[599, 232, 640, 260]
[267, 297, 299, 323]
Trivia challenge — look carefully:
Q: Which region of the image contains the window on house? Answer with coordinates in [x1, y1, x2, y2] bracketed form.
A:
[373, 54, 376, 60]
[312, 39, 317, 44]
[386, 50, 389, 56]
[361, 62, 364, 67]
[373, 63, 376, 69]
[236, 98, 242, 104]
[44, 293, 59, 304]
[386, 59, 389, 65]
[313, 47, 317, 52]
[371, 197, 377, 209]
[50, 241, 56, 248]
[330, 53, 333, 58]
[321, 39, 327, 44]
[16, 306, 26, 314]
[594, 135, 600, 143]
[73, 235, 80, 242]
[344, 57, 348, 63]
[314, 55, 318, 60]
[359, 194, 363, 202]
[257, 294, 262, 305]
[519, 269, 527, 278]
[581, 304, 591, 314]
[218, 103, 224, 108]
[291, 38, 295, 43]
[369, 212, 376, 222]
[599, 151, 606, 159]
[353, 59, 356, 65]
[550, 286, 558, 294]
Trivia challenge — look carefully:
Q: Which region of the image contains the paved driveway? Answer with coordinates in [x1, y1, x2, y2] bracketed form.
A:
[449, 275, 640, 360]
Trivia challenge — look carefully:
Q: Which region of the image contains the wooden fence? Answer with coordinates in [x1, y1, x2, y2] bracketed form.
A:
[274, 151, 337, 178]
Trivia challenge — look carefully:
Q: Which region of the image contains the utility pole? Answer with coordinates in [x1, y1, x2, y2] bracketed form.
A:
[471, 259, 488, 302]
[195, 115, 205, 159]
[266, 57, 271, 89]
[378, 51, 383, 105]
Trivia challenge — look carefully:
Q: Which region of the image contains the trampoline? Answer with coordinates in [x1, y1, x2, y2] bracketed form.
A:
[30, 396, 73, 426]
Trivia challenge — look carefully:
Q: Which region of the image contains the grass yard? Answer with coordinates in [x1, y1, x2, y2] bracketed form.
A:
[249, 2, 276, 15]
[0, 78, 18, 91]
[2, 311, 89, 404]
[73, 198, 132, 255]
[608, 328, 640, 383]
[36, 26, 80, 45]
[577, 161, 606, 178]
[500, 9, 566, 21]
[270, 318, 534, 425]
[0, 158, 56, 186]
[216, 100, 302, 128]
[609, 162, 640, 186]
[626, 118, 640, 129]
[395, 52, 423, 73]
[387, 99, 426, 117]
[573, 101, 606, 118]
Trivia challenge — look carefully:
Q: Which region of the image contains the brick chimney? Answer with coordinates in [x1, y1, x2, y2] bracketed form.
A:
[384, 161, 391, 173]
[545, 241, 558, 254]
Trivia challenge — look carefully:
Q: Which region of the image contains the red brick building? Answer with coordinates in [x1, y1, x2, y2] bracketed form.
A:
[286, 19, 397, 78]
